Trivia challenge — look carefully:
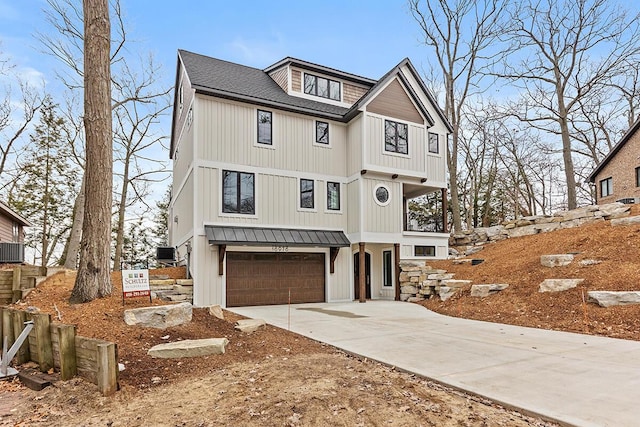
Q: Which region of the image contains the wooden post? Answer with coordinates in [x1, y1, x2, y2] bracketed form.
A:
[218, 245, 226, 276]
[12, 310, 30, 364]
[57, 324, 77, 380]
[12, 267, 22, 303]
[2, 309, 14, 350]
[33, 313, 53, 372]
[394, 243, 401, 301]
[97, 343, 118, 396]
[359, 242, 366, 303]
[441, 188, 448, 234]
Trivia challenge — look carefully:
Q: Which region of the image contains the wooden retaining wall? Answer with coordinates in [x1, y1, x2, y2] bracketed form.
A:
[0, 307, 118, 395]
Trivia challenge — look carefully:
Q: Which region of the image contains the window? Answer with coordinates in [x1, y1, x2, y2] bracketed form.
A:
[223, 170, 255, 214]
[178, 81, 183, 111]
[600, 177, 613, 197]
[428, 132, 439, 154]
[300, 179, 315, 209]
[12, 222, 19, 243]
[414, 245, 435, 257]
[316, 121, 329, 144]
[327, 182, 340, 210]
[385, 120, 408, 155]
[186, 107, 193, 128]
[636, 167, 640, 187]
[304, 73, 341, 101]
[257, 110, 272, 145]
[374, 184, 391, 206]
[383, 250, 393, 287]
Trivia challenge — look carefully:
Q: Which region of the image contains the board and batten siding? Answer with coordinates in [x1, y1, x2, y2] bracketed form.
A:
[328, 247, 351, 301]
[173, 115, 194, 188]
[173, 62, 195, 155]
[198, 167, 347, 230]
[346, 181, 360, 234]
[365, 115, 426, 174]
[363, 178, 401, 234]
[192, 236, 224, 307]
[172, 170, 194, 244]
[346, 115, 363, 176]
[196, 97, 346, 177]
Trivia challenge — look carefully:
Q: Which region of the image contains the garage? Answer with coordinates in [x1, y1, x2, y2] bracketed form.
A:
[226, 252, 325, 307]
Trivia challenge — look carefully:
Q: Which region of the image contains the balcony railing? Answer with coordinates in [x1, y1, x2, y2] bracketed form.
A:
[404, 213, 445, 233]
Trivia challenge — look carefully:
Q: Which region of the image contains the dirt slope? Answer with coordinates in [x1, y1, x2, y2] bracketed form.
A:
[425, 218, 640, 340]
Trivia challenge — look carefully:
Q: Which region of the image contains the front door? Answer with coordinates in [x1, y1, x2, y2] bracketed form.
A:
[353, 252, 371, 299]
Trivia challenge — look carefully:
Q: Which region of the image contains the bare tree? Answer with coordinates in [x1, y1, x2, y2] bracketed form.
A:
[496, 0, 640, 210]
[70, 0, 112, 303]
[409, 0, 510, 232]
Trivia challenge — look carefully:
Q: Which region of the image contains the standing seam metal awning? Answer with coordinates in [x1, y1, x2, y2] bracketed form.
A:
[205, 225, 350, 247]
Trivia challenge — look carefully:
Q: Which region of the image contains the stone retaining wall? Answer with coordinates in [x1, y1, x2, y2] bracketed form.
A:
[450, 203, 631, 257]
[398, 261, 466, 302]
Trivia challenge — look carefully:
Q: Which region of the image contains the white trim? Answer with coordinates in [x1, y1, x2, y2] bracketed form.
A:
[373, 183, 392, 207]
[297, 177, 318, 212]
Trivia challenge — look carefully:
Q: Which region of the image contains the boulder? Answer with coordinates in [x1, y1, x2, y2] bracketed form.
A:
[611, 216, 640, 227]
[124, 302, 192, 328]
[149, 279, 175, 286]
[540, 254, 574, 267]
[580, 259, 602, 266]
[399, 293, 412, 301]
[538, 279, 584, 293]
[407, 296, 425, 303]
[587, 291, 640, 307]
[148, 338, 229, 358]
[428, 273, 455, 280]
[235, 319, 266, 333]
[400, 285, 418, 294]
[208, 304, 224, 319]
[507, 224, 540, 238]
[471, 284, 509, 297]
[441, 279, 472, 289]
[439, 286, 457, 301]
[175, 279, 193, 286]
[399, 260, 423, 269]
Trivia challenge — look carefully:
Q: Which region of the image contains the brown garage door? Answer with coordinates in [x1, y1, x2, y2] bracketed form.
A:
[226, 252, 325, 307]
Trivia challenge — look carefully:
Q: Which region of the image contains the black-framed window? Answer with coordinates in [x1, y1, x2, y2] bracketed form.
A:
[383, 250, 393, 287]
[316, 121, 329, 144]
[300, 179, 314, 209]
[385, 120, 408, 154]
[304, 73, 340, 101]
[636, 167, 640, 187]
[415, 245, 435, 257]
[327, 182, 340, 210]
[600, 177, 612, 197]
[257, 110, 272, 145]
[223, 170, 255, 214]
[428, 132, 439, 154]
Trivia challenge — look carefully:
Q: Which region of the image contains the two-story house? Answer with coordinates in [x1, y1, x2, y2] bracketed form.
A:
[169, 50, 452, 308]
[588, 117, 640, 204]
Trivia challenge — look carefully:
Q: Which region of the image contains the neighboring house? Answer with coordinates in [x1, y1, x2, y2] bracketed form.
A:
[169, 50, 453, 308]
[588, 118, 640, 204]
[0, 201, 31, 263]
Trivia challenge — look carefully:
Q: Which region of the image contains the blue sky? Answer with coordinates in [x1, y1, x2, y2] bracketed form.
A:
[0, 0, 429, 93]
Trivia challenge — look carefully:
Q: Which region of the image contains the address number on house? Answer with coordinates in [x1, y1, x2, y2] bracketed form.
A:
[272, 245, 289, 252]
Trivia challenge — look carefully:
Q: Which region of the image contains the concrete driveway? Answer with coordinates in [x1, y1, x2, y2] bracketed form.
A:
[230, 300, 640, 427]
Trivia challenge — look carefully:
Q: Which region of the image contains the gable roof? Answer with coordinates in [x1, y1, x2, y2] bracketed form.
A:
[588, 117, 640, 182]
[0, 201, 31, 227]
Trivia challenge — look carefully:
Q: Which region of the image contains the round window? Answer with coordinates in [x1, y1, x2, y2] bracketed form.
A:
[374, 184, 391, 206]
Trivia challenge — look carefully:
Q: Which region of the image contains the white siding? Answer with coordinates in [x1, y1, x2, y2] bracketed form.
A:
[173, 117, 194, 187]
[328, 248, 352, 301]
[365, 114, 426, 174]
[363, 178, 401, 234]
[346, 115, 362, 176]
[196, 96, 347, 176]
[346, 180, 359, 234]
[192, 237, 224, 307]
[172, 170, 194, 245]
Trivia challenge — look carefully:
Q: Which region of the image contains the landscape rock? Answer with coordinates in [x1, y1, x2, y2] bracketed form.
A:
[439, 286, 457, 301]
[235, 319, 266, 333]
[610, 216, 640, 227]
[208, 304, 224, 319]
[148, 338, 229, 358]
[428, 273, 455, 281]
[540, 254, 574, 267]
[470, 284, 509, 297]
[538, 279, 584, 293]
[176, 279, 193, 286]
[580, 259, 602, 266]
[587, 291, 640, 307]
[441, 279, 472, 289]
[124, 302, 192, 328]
[149, 279, 175, 286]
[401, 285, 418, 294]
[407, 296, 425, 303]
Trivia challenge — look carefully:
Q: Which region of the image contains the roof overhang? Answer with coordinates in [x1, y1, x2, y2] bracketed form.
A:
[588, 116, 640, 182]
[205, 225, 351, 247]
[0, 201, 31, 227]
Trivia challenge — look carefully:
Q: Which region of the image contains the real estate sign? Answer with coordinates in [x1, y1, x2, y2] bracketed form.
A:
[121, 269, 151, 300]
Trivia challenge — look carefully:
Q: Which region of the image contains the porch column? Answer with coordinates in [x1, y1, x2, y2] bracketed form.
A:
[441, 188, 448, 233]
[359, 242, 366, 303]
[394, 243, 400, 301]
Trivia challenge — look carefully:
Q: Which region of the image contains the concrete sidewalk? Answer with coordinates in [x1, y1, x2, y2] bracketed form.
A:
[230, 301, 640, 427]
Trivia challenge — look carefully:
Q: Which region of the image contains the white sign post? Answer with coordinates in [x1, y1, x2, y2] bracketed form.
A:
[121, 269, 151, 304]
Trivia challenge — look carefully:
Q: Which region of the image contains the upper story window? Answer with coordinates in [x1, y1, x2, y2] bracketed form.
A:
[327, 182, 341, 211]
[636, 167, 640, 187]
[300, 179, 315, 209]
[257, 110, 272, 145]
[374, 184, 391, 207]
[223, 170, 255, 215]
[186, 107, 193, 128]
[385, 120, 408, 155]
[428, 132, 439, 154]
[600, 177, 612, 197]
[304, 73, 341, 101]
[316, 121, 329, 144]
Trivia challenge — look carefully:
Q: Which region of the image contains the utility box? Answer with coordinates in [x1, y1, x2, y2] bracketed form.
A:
[156, 247, 175, 265]
[0, 243, 24, 263]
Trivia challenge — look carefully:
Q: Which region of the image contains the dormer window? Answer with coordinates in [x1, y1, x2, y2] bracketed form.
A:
[304, 73, 340, 101]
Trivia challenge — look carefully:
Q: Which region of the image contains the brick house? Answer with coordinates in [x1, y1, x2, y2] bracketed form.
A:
[588, 118, 640, 204]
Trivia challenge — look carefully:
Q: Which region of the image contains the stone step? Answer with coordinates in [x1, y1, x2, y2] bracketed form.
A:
[176, 279, 193, 286]
[173, 284, 193, 294]
[148, 338, 229, 358]
[149, 279, 175, 286]
[149, 274, 170, 280]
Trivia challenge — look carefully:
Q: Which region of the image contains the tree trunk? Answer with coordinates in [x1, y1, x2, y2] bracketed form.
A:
[113, 166, 129, 271]
[557, 94, 578, 210]
[62, 175, 85, 269]
[70, 0, 112, 303]
[447, 128, 463, 232]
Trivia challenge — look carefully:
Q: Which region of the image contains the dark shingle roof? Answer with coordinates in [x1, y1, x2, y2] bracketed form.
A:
[179, 50, 350, 120]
